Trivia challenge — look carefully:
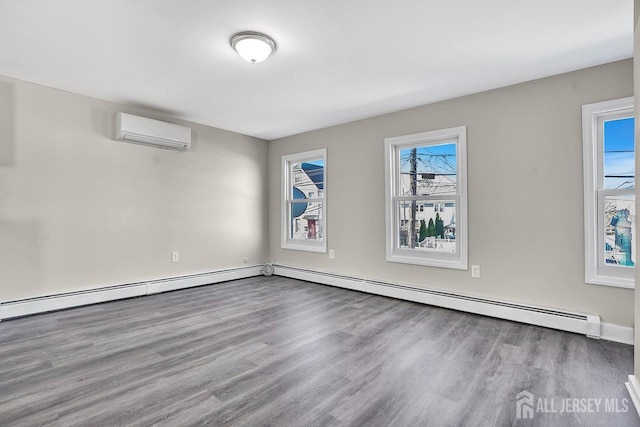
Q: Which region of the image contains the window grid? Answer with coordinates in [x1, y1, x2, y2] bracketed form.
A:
[582, 97, 635, 288]
[281, 149, 327, 253]
[385, 126, 468, 269]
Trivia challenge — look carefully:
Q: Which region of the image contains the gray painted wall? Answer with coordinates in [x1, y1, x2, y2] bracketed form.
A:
[0, 60, 633, 329]
[269, 59, 634, 327]
[0, 75, 269, 301]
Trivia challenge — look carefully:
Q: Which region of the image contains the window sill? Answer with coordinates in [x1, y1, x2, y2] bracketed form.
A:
[386, 253, 468, 270]
[586, 274, 634, 289]
[282, 242, 327, 253]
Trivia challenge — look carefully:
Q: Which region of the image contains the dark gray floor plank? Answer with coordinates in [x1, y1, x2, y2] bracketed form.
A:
[0, 276, 636, 426]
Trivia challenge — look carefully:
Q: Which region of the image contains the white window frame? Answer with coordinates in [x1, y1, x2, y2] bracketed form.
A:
[582, 97, 634, 288]
[281, 148, 327, 253]
[384, 126, 468, 269]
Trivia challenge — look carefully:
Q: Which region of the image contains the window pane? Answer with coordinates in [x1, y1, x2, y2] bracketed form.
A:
[291, 159, 324, 198]
[604, 195, 635, 267]
[290, 201, 324, 241]
[397, 200, 456, 253]
[604, 117, 634, 189]
[399, 143, 457, 196]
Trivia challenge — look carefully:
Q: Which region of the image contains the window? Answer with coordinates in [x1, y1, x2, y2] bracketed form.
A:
[281, 149, 327, 252]
[583, 97, 635, 288]
[385, 126, 468, 269]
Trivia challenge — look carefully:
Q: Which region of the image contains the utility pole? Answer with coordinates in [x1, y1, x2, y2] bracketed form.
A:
[410, 148, 417, 248]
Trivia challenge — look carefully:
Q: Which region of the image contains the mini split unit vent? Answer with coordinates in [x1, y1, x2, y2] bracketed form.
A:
[115, 113, 191, 151]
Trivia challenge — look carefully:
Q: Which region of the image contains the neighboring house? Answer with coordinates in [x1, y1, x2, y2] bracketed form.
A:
[291, 163, 324, 241]
[444, 212, 456, 239]
[399, 173, 457, 251]
[609, 207, 635, 267]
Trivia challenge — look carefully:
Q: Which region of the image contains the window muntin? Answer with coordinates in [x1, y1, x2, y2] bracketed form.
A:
[282, 150, 327, 252]
[385, 127, 467, 269]
[583, 97, 634, 287]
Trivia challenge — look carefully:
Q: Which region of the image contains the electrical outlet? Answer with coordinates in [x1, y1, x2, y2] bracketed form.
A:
[329, 249, 335, 259]
[471, 265, 480, 278]
[172, 251, 180, 262]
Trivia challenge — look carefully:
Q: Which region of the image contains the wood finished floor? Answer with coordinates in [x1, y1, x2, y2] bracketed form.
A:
[0, 276, 637, 427]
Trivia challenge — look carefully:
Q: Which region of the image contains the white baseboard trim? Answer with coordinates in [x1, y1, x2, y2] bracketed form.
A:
[0, 284, 148, 320]
[145, 266, 261, 294]
[2, 264, 632, 346]
[625, 375, 640, 418]
[601, 322, 635, 345]
[273, 264, 617, 342]
[0, 265, 263, 320]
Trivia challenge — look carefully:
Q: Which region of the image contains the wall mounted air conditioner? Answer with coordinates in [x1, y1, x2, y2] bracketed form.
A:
[115, 112, 191, 151]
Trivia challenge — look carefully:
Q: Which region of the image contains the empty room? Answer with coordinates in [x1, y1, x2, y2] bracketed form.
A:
[1, 1, 640, 426]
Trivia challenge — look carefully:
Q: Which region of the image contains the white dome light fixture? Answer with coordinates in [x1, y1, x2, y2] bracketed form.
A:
[231, 31, 276, 64]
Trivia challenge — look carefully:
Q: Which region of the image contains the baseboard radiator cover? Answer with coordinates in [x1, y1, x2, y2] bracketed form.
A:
[626, 375, 640, 418]
[0, 265, 263, 320]
[273, 264, 607, 340]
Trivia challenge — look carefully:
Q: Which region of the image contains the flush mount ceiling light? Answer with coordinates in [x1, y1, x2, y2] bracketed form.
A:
[231, 31, 276, 64]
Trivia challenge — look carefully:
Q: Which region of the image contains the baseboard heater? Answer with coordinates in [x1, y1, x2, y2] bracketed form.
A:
[272, 264, 601, 339]
[0, 265, 262, 320]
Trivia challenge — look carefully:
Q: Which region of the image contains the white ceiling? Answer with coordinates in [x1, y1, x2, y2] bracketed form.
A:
[0, 1, 633, 140]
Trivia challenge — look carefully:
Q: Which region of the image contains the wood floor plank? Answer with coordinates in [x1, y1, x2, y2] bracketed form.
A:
[0, 276, 636, 426]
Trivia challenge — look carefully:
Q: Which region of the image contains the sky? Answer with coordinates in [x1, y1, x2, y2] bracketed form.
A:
[399, 142, 457, 176]
[604, 117, 635, 189]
